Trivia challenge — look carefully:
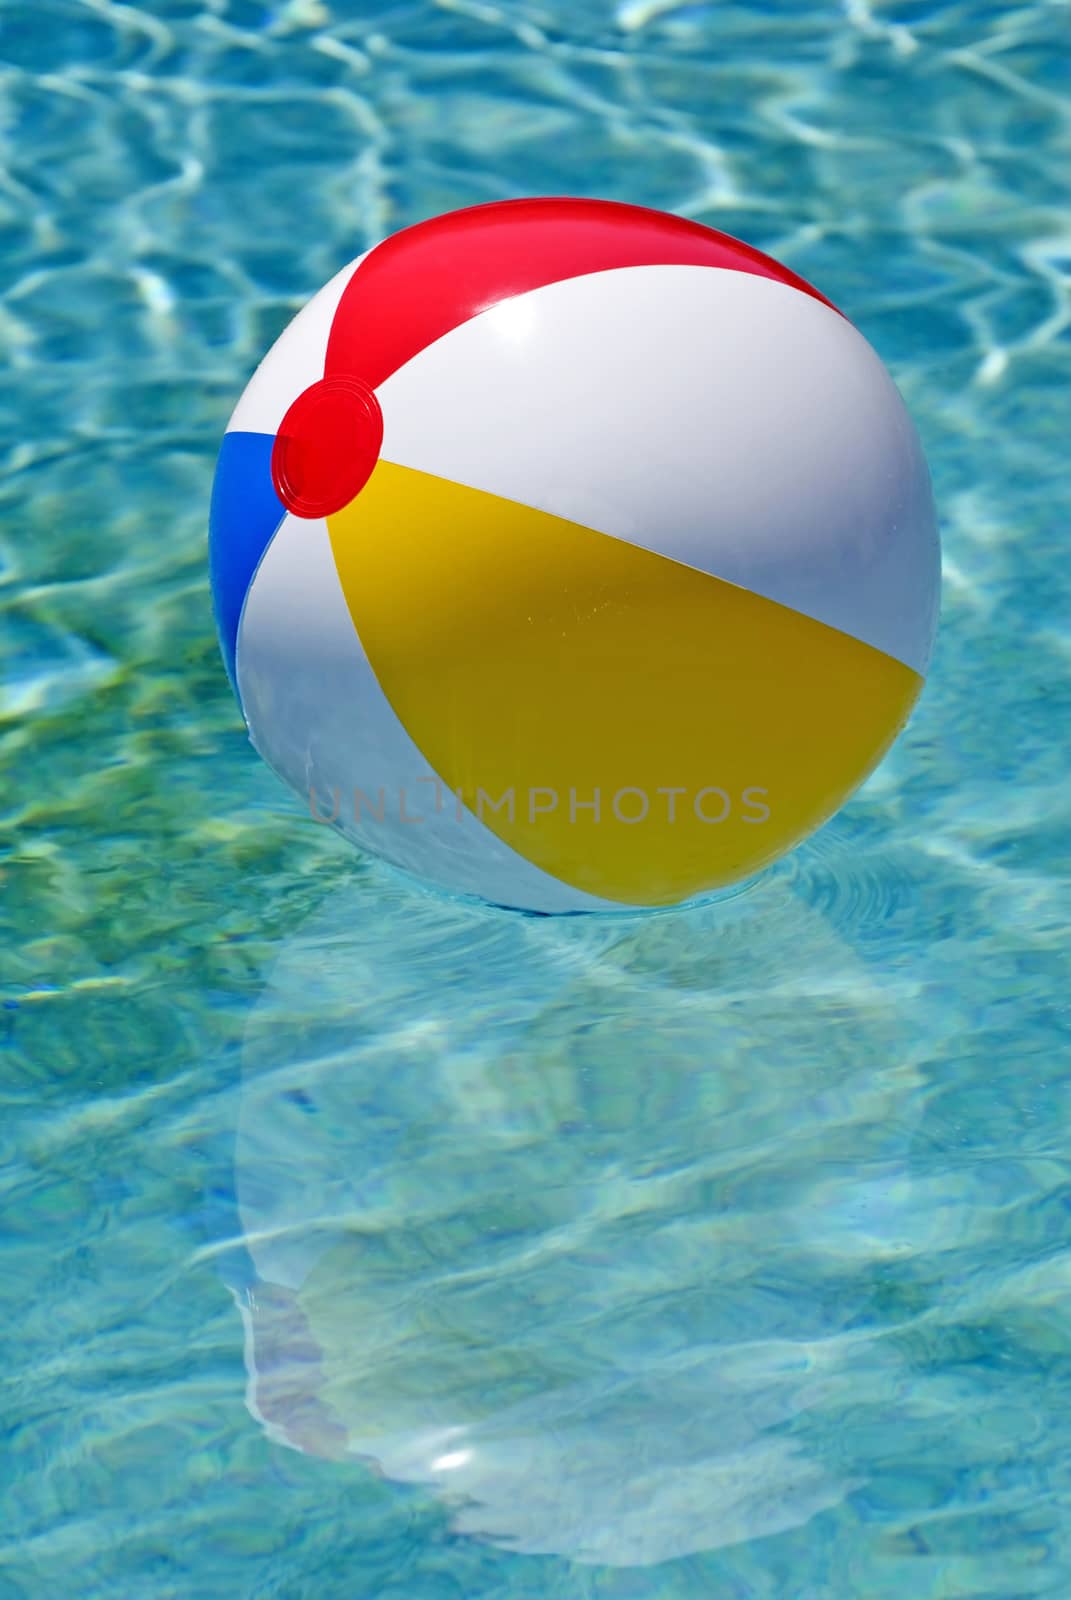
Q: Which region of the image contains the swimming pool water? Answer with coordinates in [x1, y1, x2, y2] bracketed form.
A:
[2, 1, 1070, 1594]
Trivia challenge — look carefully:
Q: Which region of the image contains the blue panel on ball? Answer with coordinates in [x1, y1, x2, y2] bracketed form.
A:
[209, 430, 285, 694]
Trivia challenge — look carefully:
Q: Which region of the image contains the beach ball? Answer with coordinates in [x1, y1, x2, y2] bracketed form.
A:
[209, 198, 939, 913]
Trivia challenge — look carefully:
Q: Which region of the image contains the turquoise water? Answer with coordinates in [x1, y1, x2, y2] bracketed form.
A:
[2, 0, 1070, 1594]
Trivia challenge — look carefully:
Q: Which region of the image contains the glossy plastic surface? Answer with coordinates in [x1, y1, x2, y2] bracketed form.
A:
[211, 198, 940, 911]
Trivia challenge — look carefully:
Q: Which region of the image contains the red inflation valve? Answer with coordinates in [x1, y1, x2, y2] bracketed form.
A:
[271, 375, 383, 519]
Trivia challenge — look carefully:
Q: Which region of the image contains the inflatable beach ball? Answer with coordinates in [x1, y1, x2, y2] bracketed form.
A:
[210, 198, 939, 914]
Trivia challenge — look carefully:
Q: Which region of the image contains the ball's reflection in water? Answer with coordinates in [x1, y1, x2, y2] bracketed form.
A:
[229, 871, 916, 1565]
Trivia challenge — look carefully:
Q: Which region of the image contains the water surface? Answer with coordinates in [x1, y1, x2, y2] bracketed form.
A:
[2, 1, 1070, 1595]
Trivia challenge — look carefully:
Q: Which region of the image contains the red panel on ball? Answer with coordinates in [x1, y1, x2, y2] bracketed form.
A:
[324, 197, 840, 393]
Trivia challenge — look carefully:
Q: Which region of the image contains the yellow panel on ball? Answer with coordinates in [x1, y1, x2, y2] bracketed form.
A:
[327, 461, 921, 907]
